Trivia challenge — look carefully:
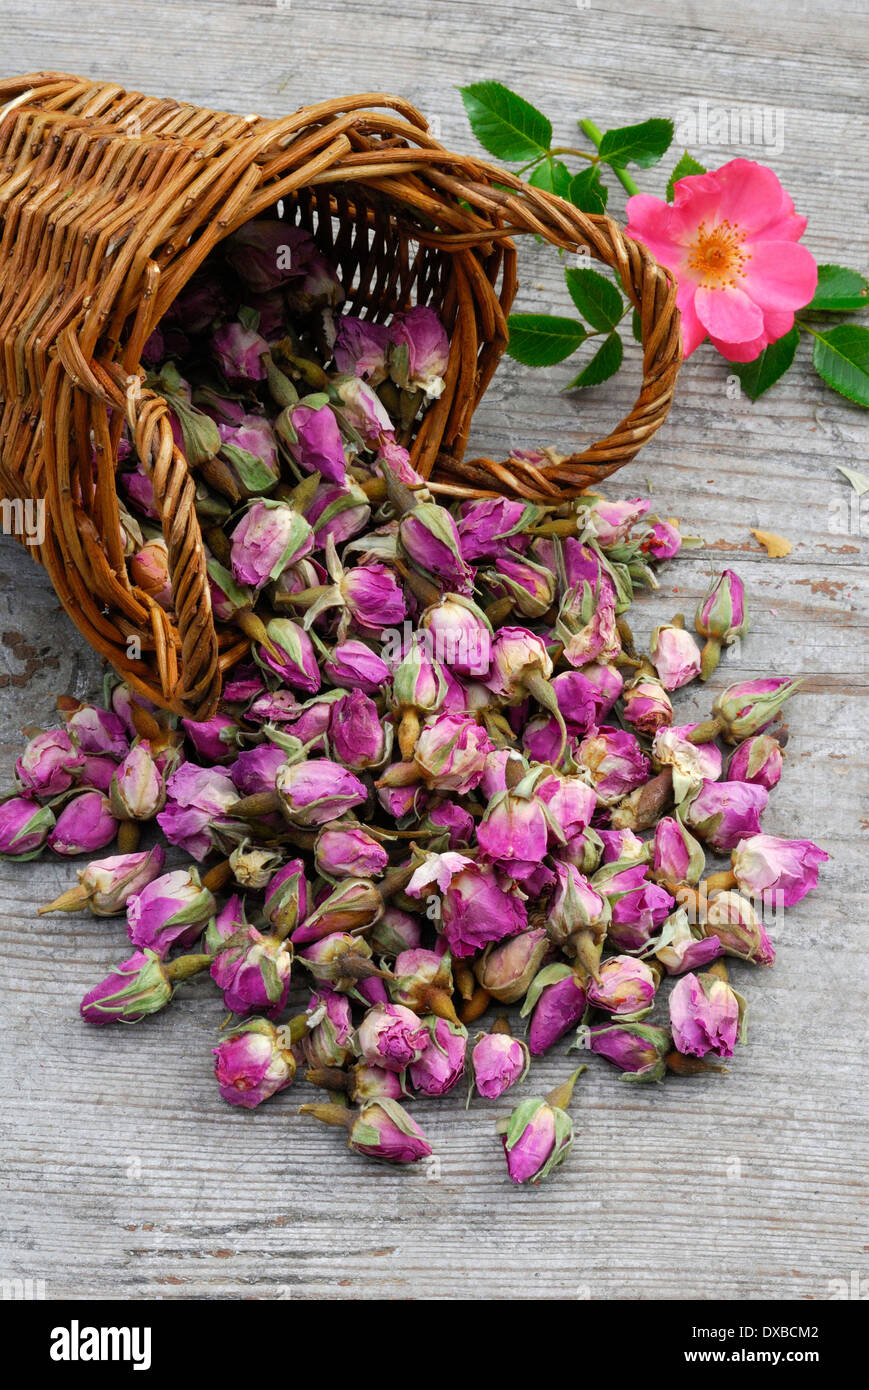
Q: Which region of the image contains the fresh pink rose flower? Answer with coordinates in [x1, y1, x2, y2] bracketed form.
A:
[731, 833, 828, 906]
[669, 971, 741, 1058]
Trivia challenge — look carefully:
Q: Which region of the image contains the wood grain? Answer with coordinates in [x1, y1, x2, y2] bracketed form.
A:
[0, 0, 867, 1302]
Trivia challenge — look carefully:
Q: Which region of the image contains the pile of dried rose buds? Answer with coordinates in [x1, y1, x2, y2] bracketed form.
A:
[0, 220, 828, 1184]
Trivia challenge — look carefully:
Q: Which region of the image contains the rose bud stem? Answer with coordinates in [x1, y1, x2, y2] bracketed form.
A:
[705, 868, 738, 894]
[285, 1013, 311, 1044]
[306, 1066, 350, 1092]
[202, 859, 234, 893]
[687, 717, 724, 744]
[299, 1101, 352, 1130]
[484, 596, 515, 626]
[39, 885, 91, 914]
[117, 819, 140, 854]
[460, 986, 491, 1024]
[455, 963, 476, 1001]
[700, 637, 722, 682]
[616, 615, 639, 659]
[163, 953, 213, 982]
[229, 790, 282, 819]
[544, 1065, 586, 1112]
[204, 525, 232, 566]
[380, 863, 416, 900]
[392, 557, 441, 608]
[235, 608, 283, 662]
[418, 986, 460, 1025]
[666, 1052, 728, 1076]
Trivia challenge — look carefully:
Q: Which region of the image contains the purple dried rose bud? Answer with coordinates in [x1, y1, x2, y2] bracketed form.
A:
[652, 908, 723, 975]
[577, 726, 650, 806]
[213, 1018, 296, 1109]
[48, 792, 119, 856]
[593, 861, 675, 954]
[230, 745, 287, 798]
[731, 833, 828, 907]
[477, 774, 552, 872]
[684, 780, 768, 853]
[558, 588, 621, 669]
[408, 1016, 467, 1096]
[76, 754, 122, 794]
[328, 690, 388, 770]
[315, 825, 388, 880]
[584, 1021, 671, 1082]
[211, 925, 293, 1017]
[15, 729, 83, 798]
[333, 314, 391, 383]
[456, 497, 542, 562]
[346, 1099, 432, 1164]
[298, 931, 380, 993]
[438, 864, 528, 958]
[81, 949, 173, 1025]
[62, 703, 129, 759]
[324, 640, 391, 693]
[220, 664, 265, 703]
[120, 459, 160, 521]
[369, 907, 424, 958]
[157, 763, 240, 860]
[275, 759, 367, 827]
[582, 662, 624, 721]
[701, 891, 775, 965]
[651, 624, 703, 691]
[39, 845, 166, 916]
[224, 222, 315, 293]
[669, 970, 744, 1059]
[204, 893, 246, 954]
[0, 797, 55, 858]
[586, 496, 651, 547]
[695, 569, 748, 679]
[521, 965, 588, 1055]
[487, 553, 556, 620]
[303, 989, 355, 1070]
[256, 618, 321, 693]
[262, 858, 308, 937]
[212, 320, 269, 385]
[399, 502, 474, 594]
[217, 414, 281, 496]
[598, 828, 648, 864]
[389, 305, 449, 399]
[639, 519, 682, 560]
[334, 376, 393, 444]
[426, 800, 475, 848]
[651, 723, 723, 803]
[355, 1002, 429, 1072]
[727, 734, 784, 790]
[418, 596, 493, 679]
[109, 741, 165, 820]
[294, 877, 383, 944]
[341, 562, 407, 636]
[286, 401, 349, 485]
[127, 867, 216, 957]
[587, 955, 657, 1017]
[182, 713, 239, 764]
[547, 861, 610, 971]
[306, 479, 372, 548]
[410, 713, 493, 794]
[709, 676, 802, 744]
[388, 946, 456, 1021]
[471, 1031, 530, 1099]
[230, 500, 313, 590]
[621, 675, 674, 736]
[653, 815, 706, 885]
[499, 1069, 583, 1185]
[538, 773, 598, 841]
[475, 927, 550, 1004]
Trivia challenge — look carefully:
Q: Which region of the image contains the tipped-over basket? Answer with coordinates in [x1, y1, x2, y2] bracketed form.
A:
[0, 72, 681, 719]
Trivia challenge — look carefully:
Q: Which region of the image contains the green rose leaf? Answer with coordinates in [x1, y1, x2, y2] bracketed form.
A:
[458, 81, 552, 161]
[528, 157, 573, 199]
[565, 267, 623, 332]
[807, 264, 869, 313]
[598, 118, 674, 169]
[812, 324, 869, 408]
[666, 151, 707, 201]
[506, 314, 587, 366]
[727, 327, 800, 401]
[567, 332, 624, 389]
[567, 165, 609, 214]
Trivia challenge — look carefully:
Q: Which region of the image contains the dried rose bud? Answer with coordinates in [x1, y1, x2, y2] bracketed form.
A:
[621, 674, 674, 736]
[652, 908, 723, 975]
[334, 1099, 433, 1164]
[230, 745, 287, 798]
[333, 315, 390, 384]
[306, 479, 372, 548]
[651, 623, 702, 690]
[521, 964, 588, 1055]
[211, 926, 293, 1017]
[389, 305, 449, 399]
[425, 800, 475, 848]
[328, 689, 389, 770]
[369, 907, 424, 958]
[399, 502, 474, 594]
[230, 500, 313, 590]
[389, 947, 456, 1020]
[577, 726, 650, 806]
[294, 878, 383, 944]
[586, 496, 651, 547]
[212, 320, 269, 385]
[582, 661, 624, 721]
[475, 927, 550, 1004]
[477, 773, 553, 872]
[695, 569, 748, 679]
[652, 723, 723, 803]
[486, 554, 556, 620]
[181, 713, 239, 764]
[409, 1016, 467, 1096]
[262, 859, 308, 936]
[224, 221, 315, 292]
[391, 640, 448, 757]
[127, 867, 216, 957]
[701, 891, 774, 965]
[130, 538, 173, 610]
[204, 893, 246, 955]
[356, 1002, 429, 1072]
[158, 763, 241, 860]
[39, 846, 165, 916]
[255, 617, 321, 693]
[298, 931, 380, 994]
[315, 825, 388, 880]
[229, 842, 286, 891]
[303, 989, 355, 1070]
[731, 833, 828, 907]
[538, 773, 597, 841]
[727, 734, 784, 790]
[498, 1068, 583, 1184]
[48, 791, 119, 856]
[0, 797, 56, 859]
[15, 729, 82, 799]
[556, 580, 621, 668]
[109, 741, 165, 820]
[471, 1031, 530, 1099]
[669, 970, 745, 1059]
[213, 1018, 296, 1109]
[285, 400, 348, 485]
[587, 955, 657, 1018]
[547, 862, 610, 971]
[404, 712, 492, 795]
[684, 779, 768, 853]
[334, 376, 393, 445]
[439, 864, 528, 958]
[216, 414, 281, 496]
[81, 948, 209, 1025]
[583, 1021, 671, 1082]
[61, 703, 129, 759]
[653, 815, 706, 885]
[456, 497, 542, 562]
[324, 640, 391, 694]
[275, 759, 367, 827]
[694, 676, 801, 746]
[639, 519, 682, 560]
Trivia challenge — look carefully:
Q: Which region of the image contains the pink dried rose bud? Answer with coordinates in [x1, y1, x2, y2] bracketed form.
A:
[477, 777, 552, 871]
[408, 1017, 467, 1096]
[333, 314, 391, 384]
[701, 891, 775, 965]
[639, 519, 682, 560]
[15, 728, 83, 798]
[275, 759, 367, 827]
[598, 828, 648, 865]
[297, 931, 380, 993]
[256, 617, 321, 693]
[456, 497, 542, 562]
[486, 553, 556, 620]
[328, 689, 389, 770]
[230, 745, 287, 798]
[323, 640, 391, 693]
[224, 221, 316, 293]
[419, 595, 493, 679]
[484, 626, 552, 702]
[651, 624, 702, 690]
[439, 863, 528, 958]
[653, 815, 706, 885]
[651, 723, 723, 803]
[126, 867, 216, 957]
[130, 538, 173, 610]
[581, 662, 624, 721]
[669, 970, 745, 1059]
[347, 1099, 432, 1164]
[369, 907, 424, 958]
[399, 502, 474, 594]
[521, 965, 588, 1055]
[213, 1018, 296, 1109]
[547, 862, 610, 967]
[652, 908, 723, 975]
[471, 1031, 530, 1099]
[305, 479, 371, 549]
[355, 1002, 429, 1072]
[388, 304, 449, 400]
[230, 500, 313, 590]
[212, 320, 269, 385]
[475, 927, 551, 1004]
[263, 859, 308, 936]
[577, 726, 650, 806]
[621, 675, 674, 736]
[389, 947, 455, 1018]
[293, 877, 382, 944]
[410, 713, 493, 794]
[334, 376, 393, 445]
[181, 713, 239, 764]
[586, 496, 651, 547]
[210, 925, 293, 1018]
[109, 741, 165, 820]
[61, 702, 129, 759]
[694, 568, 748, 679]
[157, 763, 241, 860]
[727, 734, 784, 790]
[303, 990, 355, 1070]
[205, 893, 246, 955]
[0, 797, 55, 859]
[345, 1060, 410, 1103]
[285, 400, 349, 485]
[499, 1069, 583, 1185]
[425, 800, 475, 848]
[38, 845, 166, 916]
[48, 791, 119, 856]
[731, 833, 828, 907]
[597, 857, 676, 954]
[684, 779, 768, 853]
[709, 676, 802, 744]
[81, 948, 209, 1025]
[587, 955, 657, 1018]
[340, 562, 407, 636]
[315, 825, 388, 880]
[537, 773, 597, 842]
[584, 1022, 672, 1082]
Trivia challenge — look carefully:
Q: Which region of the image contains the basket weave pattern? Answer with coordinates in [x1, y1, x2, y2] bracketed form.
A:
[0, 72, 681, 718]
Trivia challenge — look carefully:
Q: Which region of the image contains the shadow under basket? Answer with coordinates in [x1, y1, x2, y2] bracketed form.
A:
[0, 73, 681, 719]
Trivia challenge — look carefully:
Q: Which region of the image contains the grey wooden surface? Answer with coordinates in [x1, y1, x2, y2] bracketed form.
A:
[0, 0, 867, 1302]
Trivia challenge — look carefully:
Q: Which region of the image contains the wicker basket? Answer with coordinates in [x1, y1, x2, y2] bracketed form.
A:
[0, 72, 681, 719]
